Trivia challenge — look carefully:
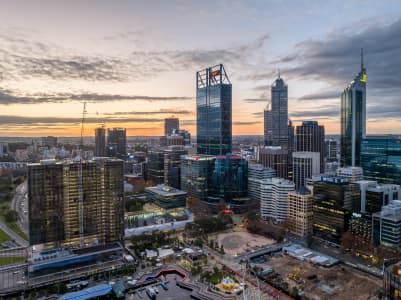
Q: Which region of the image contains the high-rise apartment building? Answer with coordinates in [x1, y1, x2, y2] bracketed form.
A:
[95, 127, 106, 157]
[292, 152, 320, 191]
[260, 178, 295, 223]
[341, 50, 367, 167]
[107, 128, 127, 159]
[28, 158, 124, 248]
[360, 135, 401, 185]
[288, 187, 313, 236]
[259, 147, 288, 178]
[296, 121, 325, 172]
[248, 163, 276, 201]
[372, 201, 401, 247]
[164, 118, 179, 136]
[196, 64, 232, 155]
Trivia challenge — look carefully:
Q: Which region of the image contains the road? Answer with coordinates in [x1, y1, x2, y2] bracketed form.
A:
[0, 181, 29, 247]
[11, 181, 28, 234]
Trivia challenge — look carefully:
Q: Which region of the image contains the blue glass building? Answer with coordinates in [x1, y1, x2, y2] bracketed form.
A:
[361, 135, 401, 185]
[341, 50, 367, 167]
[196, 64, 232, 155]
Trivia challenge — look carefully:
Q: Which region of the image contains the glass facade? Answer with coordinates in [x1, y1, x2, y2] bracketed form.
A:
[312, 177, 360, 244]
[361, 136, 401, 185]
[210, 155, 248, 203]
[340, 62, 366, 167]
[196, 64, 232, 156]
[271, 77, 289, 149]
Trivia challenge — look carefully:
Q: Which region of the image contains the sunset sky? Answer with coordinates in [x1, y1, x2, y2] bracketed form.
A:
[1, 0, 401, 137]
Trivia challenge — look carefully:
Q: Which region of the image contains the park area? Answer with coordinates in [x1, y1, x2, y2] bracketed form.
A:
[215, 231, 276, 256]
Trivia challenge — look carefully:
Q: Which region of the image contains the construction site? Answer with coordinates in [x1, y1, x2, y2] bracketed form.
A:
[257, 252, 382, 299]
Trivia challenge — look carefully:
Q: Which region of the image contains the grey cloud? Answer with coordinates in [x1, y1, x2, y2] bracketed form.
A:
[104, 109, 193, 116]
[298, 90, 340, 101]
[0, 88, 192, 105]
[233, 121, 261, 126]
[243, 98, 268, 103]
[0, 115, 163, 125]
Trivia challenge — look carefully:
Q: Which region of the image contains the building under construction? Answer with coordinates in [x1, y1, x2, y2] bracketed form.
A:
[28, 157, 124, 249]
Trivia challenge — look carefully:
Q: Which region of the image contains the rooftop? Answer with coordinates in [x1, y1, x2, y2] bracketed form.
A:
[146, 184, 187, 197]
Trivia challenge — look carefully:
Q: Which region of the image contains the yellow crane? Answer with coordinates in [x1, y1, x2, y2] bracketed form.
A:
[287, 268, 303, 283]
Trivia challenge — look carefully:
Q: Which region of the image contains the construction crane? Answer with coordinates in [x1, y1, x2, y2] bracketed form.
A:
[78, 102, 87, 247]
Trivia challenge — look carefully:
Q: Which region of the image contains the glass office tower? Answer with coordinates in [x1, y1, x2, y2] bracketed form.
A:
[341, 50, 367, 167]
[361, 135, 401, 185]
[196, 64, 232, 155]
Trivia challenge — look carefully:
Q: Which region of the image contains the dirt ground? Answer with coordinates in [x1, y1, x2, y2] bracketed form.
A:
[215, 231, 276, 256]
[263, 253, 382, 300]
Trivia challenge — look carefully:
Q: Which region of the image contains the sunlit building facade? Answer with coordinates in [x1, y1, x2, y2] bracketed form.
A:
[28, 158, 124, 248]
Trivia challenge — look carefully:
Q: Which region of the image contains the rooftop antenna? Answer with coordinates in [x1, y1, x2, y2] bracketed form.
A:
[361, 48, 364, 70]
[278, 68, 281, 78]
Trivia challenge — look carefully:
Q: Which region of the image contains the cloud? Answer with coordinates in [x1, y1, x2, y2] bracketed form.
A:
[298, 90, 340, 101]
[243, 98, 267, 103]
[0, 115, 164, 125]
[0, 30, 270, 84]
[252, 112, 264, 117]
[233, 121, 261, 126]
[0, 88, 192, 105]
[105, 109, 192, 116]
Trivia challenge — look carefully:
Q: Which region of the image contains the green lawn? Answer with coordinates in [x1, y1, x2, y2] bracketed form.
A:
[0, 215, 28, 241]
[0, 256, 26, 266]
[0, 227, 12, 244]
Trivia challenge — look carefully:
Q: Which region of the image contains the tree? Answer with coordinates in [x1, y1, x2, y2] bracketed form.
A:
[340, 231, 354, 252]
[220, 244, 225, 254]
[4, 210, 18, 223]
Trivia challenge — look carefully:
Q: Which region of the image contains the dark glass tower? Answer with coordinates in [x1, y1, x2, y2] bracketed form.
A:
[107, 128, 127, 159]
[296, 121, 325, 172]
[95, 127, 106, 157]
[341, 49, 367, 167]
[196, 64, 232, 155]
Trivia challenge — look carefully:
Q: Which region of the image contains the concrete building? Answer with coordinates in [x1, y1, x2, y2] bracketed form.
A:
[292, 152, 320, 191]
[372, 201, 401, 247]
[167, 134, 184, 146]
[336, 166, 363, 182]
[260, 178, 295, 223]
[259, 147, 288, 179]
[248, 163, 276, 201]
[356, 180, 400, 214]
[288, 187, 313, 236]
[264, 104, 273, 146]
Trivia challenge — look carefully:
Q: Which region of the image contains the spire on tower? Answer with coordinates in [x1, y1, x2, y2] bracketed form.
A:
[278, 68, 281, 79]
[361, 48, 364, 70]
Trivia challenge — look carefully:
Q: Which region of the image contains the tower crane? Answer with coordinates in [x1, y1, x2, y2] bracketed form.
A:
[78, 102, 87, 247]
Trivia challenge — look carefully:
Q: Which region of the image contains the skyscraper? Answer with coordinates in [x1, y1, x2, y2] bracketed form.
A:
[164, 117, 179, 136]
[28, 158, 124, 248]
[296, 121, 325, 172]
[271, 75, 289, 149]
[95, 127, 106, 157]
[292, 152, 320, 191]
[107, 128, 127, 158]
[341, 50, 367, 167]
[264, 104, 273, 146]
[259, 147, 288, 178]
[196, 64, 232, 155]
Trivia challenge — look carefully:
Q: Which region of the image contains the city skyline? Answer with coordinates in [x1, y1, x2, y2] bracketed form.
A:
[1, 1, 401, 136]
